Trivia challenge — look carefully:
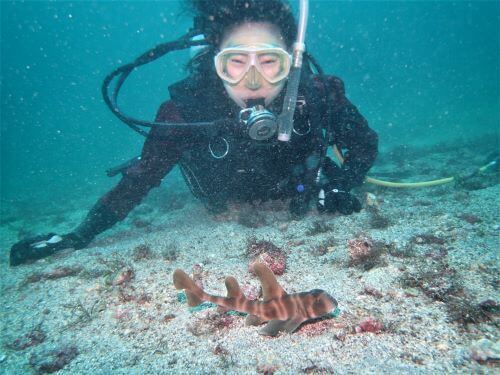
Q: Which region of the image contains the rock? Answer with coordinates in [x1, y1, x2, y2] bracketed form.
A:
[29, 346, 78, 374]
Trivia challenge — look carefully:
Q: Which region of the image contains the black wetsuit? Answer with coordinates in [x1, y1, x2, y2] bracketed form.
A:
[73, 72, 378, 243]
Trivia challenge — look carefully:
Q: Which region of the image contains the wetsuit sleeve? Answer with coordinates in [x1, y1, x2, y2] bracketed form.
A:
[73, 101, 186, 244]
[323, 75, 378, 189]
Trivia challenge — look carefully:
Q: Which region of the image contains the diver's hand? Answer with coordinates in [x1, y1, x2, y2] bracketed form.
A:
[317, 188, 361, 215]
[289, 191, 311, 219]
[9, 232, 88, 266]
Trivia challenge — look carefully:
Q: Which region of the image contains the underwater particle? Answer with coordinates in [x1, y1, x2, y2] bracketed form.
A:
[29, 345, 78, 374]
[132, 244, 153, 261]
[354, 316, 383, 334]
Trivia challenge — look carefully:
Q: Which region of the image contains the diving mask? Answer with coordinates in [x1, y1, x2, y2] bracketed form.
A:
[214, 46, 291, 85]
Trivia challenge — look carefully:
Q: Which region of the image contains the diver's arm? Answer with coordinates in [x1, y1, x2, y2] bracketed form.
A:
[314, 75, 378, 216]
[73, 101, 187, 244]
[10, 101, 187, 265]
[325, 76, 379, 189]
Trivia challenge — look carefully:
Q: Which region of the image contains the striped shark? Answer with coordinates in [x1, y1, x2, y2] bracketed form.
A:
[173, 262, 338, 336]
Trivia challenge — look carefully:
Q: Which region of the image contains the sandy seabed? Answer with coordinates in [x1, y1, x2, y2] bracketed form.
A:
[0, 141, 498, 374]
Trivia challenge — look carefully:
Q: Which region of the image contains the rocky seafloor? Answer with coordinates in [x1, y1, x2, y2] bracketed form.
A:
[0, 138, 498, 374]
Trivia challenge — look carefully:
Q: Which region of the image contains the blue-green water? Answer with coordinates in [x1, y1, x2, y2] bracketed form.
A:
[1, 0, 499, 207]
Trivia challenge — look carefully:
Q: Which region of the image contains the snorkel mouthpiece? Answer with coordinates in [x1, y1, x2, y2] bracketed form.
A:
[239, 98, 278, 141]
[277, 0, 309, 142]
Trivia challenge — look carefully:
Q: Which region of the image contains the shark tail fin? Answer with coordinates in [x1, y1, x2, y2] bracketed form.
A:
[173, 269, 204, 307]
[224, 276, 244, 299]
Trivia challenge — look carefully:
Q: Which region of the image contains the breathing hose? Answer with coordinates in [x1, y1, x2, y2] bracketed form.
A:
[333, 146, 497, 188]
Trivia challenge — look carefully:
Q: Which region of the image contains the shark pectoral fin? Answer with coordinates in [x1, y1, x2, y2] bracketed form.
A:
[258, 320, 288, 337]
[283, 317, 306, 334]
[245, 314, 264, 326]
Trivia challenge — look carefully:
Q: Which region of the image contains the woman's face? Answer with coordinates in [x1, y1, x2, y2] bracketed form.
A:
[218, 22, 288, 108]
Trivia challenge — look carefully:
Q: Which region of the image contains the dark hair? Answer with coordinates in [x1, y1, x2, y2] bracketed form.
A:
[186, 0, 297, 48]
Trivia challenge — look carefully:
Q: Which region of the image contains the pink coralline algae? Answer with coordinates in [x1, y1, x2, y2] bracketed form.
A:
[249, 251, 286, 276]
[247, 239, 287, 275]
[355, 317, 383, 334]
[348, 235, 374, 266]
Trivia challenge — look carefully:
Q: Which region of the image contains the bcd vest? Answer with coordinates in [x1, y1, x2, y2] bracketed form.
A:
[168, 73, 329, 205]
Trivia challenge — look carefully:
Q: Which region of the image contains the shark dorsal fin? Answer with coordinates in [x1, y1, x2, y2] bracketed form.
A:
[225, 276, 243, 299]
[253, 262, 286, 301]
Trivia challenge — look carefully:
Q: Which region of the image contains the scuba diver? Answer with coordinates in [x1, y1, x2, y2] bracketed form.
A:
[10, 0, 378, 266]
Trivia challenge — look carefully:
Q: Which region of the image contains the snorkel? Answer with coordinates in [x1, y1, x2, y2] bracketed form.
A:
[277, 0, 309, 142]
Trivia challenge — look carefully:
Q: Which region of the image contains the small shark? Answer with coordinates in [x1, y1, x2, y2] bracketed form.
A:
[173, 263, 338, 336]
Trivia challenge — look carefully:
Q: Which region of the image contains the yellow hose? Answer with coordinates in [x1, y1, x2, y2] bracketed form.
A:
[364, 176, 455, 188]
[332, 145, 495, 189]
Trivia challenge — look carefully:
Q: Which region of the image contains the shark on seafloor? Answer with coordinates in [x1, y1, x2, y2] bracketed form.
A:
[173, 262, 338, 337]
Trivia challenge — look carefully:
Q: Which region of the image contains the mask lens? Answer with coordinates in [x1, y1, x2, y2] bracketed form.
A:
[215, 48, 290, 84]
[256, 51, 289, 83]
[220, 52, 250, 83]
